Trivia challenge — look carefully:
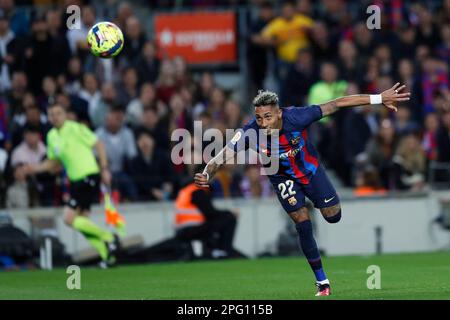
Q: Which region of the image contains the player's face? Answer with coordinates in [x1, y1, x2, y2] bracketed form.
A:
[48, 105, 67, 129]
[255, 105, 282, 135]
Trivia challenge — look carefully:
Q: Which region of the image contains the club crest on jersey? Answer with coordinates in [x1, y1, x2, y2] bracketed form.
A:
[290, 136, 301, 145]
[288, 196, 297, 206]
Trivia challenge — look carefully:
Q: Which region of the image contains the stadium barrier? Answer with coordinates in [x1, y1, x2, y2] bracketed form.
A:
[6, 189, 450, 260]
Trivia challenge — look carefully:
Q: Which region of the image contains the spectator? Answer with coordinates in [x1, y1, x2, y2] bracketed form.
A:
[282, 47, 317, 106]
[6, 165, 29, 208]
[0, 10, 19, 93]
[0, 98, 8, 148]
[117, 67, 139, 106]
[420, 56, 449, 115]
[113, 1, 134, 31]
[10, 124, 55, 206]
[224, 100, 243, 130]
[167, 93, 192, 134]
[90, 82, 118, 128]
[310, 21, 336, 62]
[95, 107, 138, 201]
[308, 62, 348, 106]
[129, 131, 173, 201]
[206, 87, 226, 122]
[352, 22, 375, 61]
[238, 165, 272, 199]
[437, 0, 450, 25]
[79, 73, 101, 124]
[0, 145, 6, 205]
[10, 124, 46, 167]
[66, 5, 96, 57]
[10, 105, 51, 149]
[24, 16, 53, 95]
[122, 16, 146, 65]
[64, 56, 83, 95]
[134, 41, 160, 85]
[126, 82, 157, 127]
[392, 133, 426, 191]
[0, 0, 29, 38]
[436, 111, 450, 163]
[133, 107, 169, 151]
[374, 44, 395, 78]
[436, 23, 450, 67]
[394, 104, 419, 137]
[194, 71, 215, 107]
[259, 0, 314, 82]
[362, 119, 399, 189]
[4, 71, 28, 121]
[156, 59, 177, 105]
[422, 112, 439, 161]
[396, 59, 416, 108]
[173, 56, 191, 88]
[247, 1, 274, 96]
[45, 9, 71, 77]
[37, 76, 58, 111]
[337, 40, 363, 84]
[394, 26, 417, 61]
[412, 3, 441, 49]
[343, 105, 379, 185]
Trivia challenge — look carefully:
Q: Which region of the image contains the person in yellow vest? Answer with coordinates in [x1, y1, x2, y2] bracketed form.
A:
[174, 180, 238, 259]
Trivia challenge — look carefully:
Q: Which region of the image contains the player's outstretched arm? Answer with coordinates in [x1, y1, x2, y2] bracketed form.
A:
[319, 82, 411, 116]
[194, 145, 236, 188]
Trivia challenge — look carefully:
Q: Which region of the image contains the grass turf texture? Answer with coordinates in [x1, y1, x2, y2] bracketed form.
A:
[1, 252, 449, 300]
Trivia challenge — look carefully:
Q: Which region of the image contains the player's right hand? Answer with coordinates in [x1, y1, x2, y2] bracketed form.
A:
[194, 173, 209, 188]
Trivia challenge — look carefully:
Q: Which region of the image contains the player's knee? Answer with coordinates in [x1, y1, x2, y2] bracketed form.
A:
[324, 210, 342, 224]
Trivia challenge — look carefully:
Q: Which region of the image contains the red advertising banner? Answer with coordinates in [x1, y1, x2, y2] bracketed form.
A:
[154, 11, 236, 64]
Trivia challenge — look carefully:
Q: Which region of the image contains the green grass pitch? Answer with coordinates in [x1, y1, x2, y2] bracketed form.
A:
[1, 252, 449, 300]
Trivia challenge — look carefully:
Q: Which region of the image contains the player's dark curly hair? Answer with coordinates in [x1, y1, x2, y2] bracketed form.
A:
[252, 90, 279, 107]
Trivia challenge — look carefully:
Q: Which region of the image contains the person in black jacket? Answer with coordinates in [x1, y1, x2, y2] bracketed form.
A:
[129, 131, 173, 201]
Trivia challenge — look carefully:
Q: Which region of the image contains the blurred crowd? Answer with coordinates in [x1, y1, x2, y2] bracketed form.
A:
[0, 0, 449, 209]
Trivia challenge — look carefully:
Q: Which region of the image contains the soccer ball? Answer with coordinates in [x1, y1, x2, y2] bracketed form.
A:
[87, 22, 124, 58]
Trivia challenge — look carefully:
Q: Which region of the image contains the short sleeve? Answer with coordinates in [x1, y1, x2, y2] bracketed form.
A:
[261, 20, 277, 39]
[287, 105, 323, 128]
[78, 123, 98, 147]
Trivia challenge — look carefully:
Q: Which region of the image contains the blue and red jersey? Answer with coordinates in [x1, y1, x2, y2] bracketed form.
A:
[230, 105, 323, 184]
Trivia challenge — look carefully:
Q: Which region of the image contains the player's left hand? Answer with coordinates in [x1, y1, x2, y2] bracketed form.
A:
[381, 82, 411, 112]
[101, 168, 112, 187]
[194, 173, 209, 188]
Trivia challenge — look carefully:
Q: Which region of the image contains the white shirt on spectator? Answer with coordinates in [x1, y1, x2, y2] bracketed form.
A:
[11, 141, 47, 167]
[95, 126, 137, 173]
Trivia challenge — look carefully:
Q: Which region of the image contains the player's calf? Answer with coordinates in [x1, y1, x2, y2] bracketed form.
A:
[320, 204, 342, 224]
